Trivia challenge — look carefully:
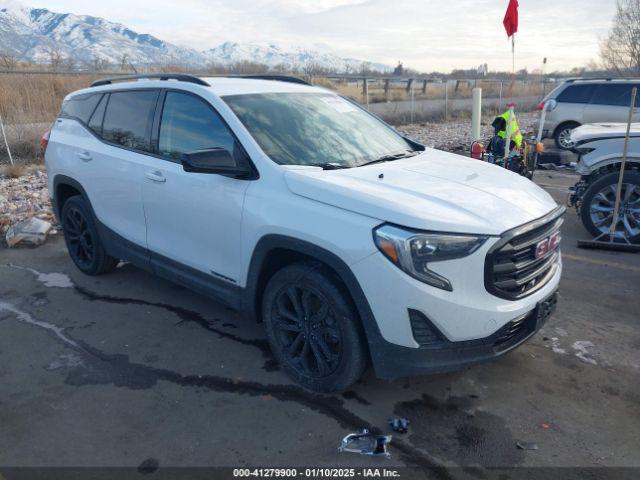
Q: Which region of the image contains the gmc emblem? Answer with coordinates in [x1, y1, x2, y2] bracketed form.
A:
[535, 231, 561, 259]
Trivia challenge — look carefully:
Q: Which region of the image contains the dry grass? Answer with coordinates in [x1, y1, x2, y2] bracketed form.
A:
[0, 74, 98, 164]
[1, 163, 27, 178]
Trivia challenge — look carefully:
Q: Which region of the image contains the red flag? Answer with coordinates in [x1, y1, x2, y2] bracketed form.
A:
[503, 0, 518, 37]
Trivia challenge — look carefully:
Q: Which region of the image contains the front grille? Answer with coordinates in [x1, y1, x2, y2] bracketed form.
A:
[485, 207, 564, 300]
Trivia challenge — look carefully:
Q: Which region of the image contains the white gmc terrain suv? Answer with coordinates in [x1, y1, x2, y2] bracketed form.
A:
[44, 74, 563, 392]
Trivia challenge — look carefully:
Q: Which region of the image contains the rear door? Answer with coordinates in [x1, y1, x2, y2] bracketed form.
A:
[583, 83, 640, 124]
[142, 90, 250, 285]
[84, 89, 160, 257]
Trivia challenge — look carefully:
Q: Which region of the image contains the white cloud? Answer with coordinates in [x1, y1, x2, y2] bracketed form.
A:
[25, 0, 617, 72]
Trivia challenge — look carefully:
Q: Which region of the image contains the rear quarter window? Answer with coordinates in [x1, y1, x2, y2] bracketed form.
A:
[60, 93, 102, 123]
[590, 84, 640, 107]
[556, 84, 596, 104]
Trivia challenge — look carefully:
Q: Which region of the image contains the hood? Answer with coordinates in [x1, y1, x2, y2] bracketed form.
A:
[571, 123, 640, 144]
[284, 149, 558, 235]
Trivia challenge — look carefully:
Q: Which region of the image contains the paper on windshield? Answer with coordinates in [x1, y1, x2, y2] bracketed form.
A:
[321, 96, 359, 113]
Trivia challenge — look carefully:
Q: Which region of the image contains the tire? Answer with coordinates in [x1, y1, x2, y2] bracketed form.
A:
[580, 171, 640, 243]
[554, 122, 580, 150]
[61, 195, 119, 275]
[261, 261, 368, 392]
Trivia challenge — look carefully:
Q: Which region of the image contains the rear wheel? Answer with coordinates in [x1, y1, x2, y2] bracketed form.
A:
[61, 196, 119, 275]
[554, 122, 580, 150]
[580, 171, 640, 243]
[262, 262, 368, 392]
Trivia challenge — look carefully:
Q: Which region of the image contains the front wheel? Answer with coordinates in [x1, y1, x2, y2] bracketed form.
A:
[261, 262, 368, 392]
[580, 171, 640, 243]
[554, 122, 580, 150]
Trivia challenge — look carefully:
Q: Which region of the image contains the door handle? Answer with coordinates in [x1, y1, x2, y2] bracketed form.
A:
[145, 170, 166, 183]
[77, 151, 92, 162]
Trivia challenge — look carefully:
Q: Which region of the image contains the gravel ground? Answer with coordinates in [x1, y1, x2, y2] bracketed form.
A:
[0, 168, 57, 241]
[399, 112, 538, 152]
[0, 113, 540, 243]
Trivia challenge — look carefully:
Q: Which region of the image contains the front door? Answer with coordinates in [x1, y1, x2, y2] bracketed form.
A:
[142, 90, 250, 287]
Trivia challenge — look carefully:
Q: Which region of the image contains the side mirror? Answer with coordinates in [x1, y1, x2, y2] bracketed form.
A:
[181, 148, 251, 177]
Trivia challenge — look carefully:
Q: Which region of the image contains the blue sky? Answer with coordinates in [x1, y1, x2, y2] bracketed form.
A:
[27, 0, 616, 72]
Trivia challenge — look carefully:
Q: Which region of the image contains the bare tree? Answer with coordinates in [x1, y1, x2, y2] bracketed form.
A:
[63, 55, 76, 71]
[47, 47, 64, 71]
[600, 0, 640, 74]
[119, 54, 129, 72]
[0, 52, 18, 70]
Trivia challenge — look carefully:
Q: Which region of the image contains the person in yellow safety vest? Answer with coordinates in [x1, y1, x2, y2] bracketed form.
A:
[496, 108, 523, 150]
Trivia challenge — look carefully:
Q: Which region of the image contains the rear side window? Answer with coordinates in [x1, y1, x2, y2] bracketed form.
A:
[102, 90, 158, 152]
[556, 84, 595, 104]
[158, 91, 237, 160]
[60, 93, 102, 123]
[590, 84, 640, 107]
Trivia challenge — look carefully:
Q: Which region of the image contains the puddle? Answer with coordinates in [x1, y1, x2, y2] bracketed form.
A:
[394, 394, 524, 467]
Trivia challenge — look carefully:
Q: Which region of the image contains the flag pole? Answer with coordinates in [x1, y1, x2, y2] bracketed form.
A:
[511, 34, 515, 73]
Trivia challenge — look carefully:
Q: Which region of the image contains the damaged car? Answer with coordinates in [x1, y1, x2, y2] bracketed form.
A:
[45, 74, 564, 392]
[569, 123, 640, 243]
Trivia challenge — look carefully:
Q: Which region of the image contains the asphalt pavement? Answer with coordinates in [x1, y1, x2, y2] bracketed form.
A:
[0, 170, 639, 474]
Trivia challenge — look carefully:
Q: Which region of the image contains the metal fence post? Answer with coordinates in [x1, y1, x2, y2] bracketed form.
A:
[0, 113, 14, 166]
[444, 82, 448, 121]
[410, 81, 415, 124]
[363, 78, 370, 110]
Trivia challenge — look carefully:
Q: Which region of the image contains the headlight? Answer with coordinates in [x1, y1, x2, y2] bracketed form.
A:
[373, 225, 488, 291]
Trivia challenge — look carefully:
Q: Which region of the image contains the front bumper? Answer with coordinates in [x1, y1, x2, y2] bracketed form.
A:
[369, 290, 558, 380]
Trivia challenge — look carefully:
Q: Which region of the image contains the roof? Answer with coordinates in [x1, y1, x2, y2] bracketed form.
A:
[201, 77, 323, 96]
[83, 74, 324, 98]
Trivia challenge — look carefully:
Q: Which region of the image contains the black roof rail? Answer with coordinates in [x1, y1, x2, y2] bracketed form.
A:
[564, 77, 639, 83]
[91, 73, 209, 87]
[234, 74, 311, 86]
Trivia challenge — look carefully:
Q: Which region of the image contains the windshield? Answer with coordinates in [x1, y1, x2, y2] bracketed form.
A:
[223, 92, 418, 168]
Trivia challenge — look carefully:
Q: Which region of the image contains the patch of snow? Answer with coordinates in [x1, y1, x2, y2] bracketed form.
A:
[571, 340, 598, 365]
[0, 301, 79, 348]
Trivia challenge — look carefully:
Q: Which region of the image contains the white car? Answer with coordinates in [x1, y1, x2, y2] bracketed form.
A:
[44, 74, 563, 392]
[569, 123, 640, 242]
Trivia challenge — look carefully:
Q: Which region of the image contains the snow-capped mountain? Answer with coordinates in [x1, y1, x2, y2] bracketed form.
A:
[0, 2, 389, 72]
[203, 42, 390, 73]
[0, 1, 203, 65]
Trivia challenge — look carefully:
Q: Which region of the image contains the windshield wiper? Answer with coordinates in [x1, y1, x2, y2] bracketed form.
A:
[358, 150, 420, 167]
[313, 162, 351, 170]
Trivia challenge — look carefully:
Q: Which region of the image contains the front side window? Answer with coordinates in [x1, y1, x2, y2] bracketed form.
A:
[158, 91, 237, 160]
[102, 90, 158, 152]
[223, 92, 416, 168]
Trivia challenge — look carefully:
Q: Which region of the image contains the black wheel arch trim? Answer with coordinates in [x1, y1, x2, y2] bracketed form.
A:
[242, 234, 397, 376]
[52, 175, 96, 222]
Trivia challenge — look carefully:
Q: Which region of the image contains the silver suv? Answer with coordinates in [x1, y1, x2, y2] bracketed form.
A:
[541, 78, 640, 150]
